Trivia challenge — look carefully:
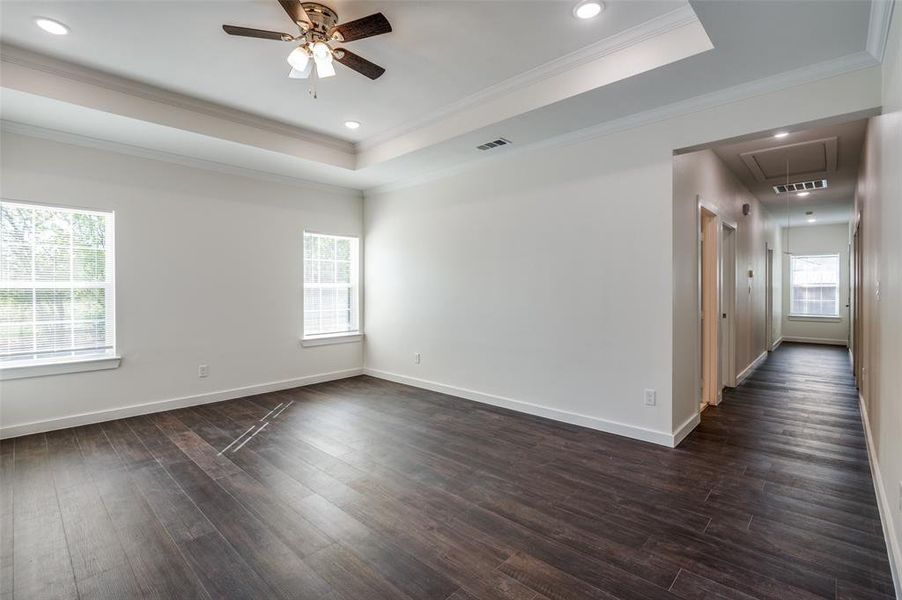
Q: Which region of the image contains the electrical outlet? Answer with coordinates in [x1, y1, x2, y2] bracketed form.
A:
[198, 364, 209, 378]
[644, 389, 656, 407]
[414, 353, 421, 365]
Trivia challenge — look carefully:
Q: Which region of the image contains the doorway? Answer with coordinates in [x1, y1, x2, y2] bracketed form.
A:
[699, 205, 717, 409]
[852, 219, 863, 385]
[720, 223, 736, 394]
[765, 245, 774, 351]
[699, 201, 736, 411]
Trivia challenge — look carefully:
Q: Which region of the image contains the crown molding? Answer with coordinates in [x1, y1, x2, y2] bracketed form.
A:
[357, 4, 700, 153]
[1, 120, 363, 198]
[0, 43, 354, 155]
[866, 0, 896, 61]
[366, 51, 880, 196]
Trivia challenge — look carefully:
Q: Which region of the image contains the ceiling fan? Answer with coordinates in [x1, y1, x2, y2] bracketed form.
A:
[223, 1, 391, 81]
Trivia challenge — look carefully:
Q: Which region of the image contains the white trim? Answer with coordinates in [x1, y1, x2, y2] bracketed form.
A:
[0, 121, 363, 199]
[787, 315, 842, 322]
[673, 412, 701, 448]
[0, 354, 121, 380]
[0, 367, 363, 439]
[736, 351, 767, 385]
[866, 0, 896, 62]
[770, 336, 784, 352]
[721, 220, 738, 389]
[781, 336, 848, 346]
[363, 368, 679, 447]
[0, 44, 352, 155]
[301, 333, 363, 347]
[358, 5, 700, 152]
[858, 394, 902, 598]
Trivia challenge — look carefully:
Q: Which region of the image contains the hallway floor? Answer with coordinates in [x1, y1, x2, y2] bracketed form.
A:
[1, 343, 895, 599]
[685, 341, 894, 598]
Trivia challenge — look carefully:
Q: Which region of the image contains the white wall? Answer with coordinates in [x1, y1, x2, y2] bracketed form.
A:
[672, 149, 782, 430]
[780, 224, 850, 345]
[0, 132, 364, 437]
[853, 3, 902, 588]
[364, 66, 881, 446]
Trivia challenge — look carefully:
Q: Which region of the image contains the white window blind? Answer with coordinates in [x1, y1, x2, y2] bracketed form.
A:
[303, 232, 359, 337]
[1, 201, 115, 364]
[790, 254, 840, 317]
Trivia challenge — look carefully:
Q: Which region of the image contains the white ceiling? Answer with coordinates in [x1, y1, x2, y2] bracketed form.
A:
[712, 118, 868, 227]
[0, 0, 681, 142]
[0, 0, 888, 190]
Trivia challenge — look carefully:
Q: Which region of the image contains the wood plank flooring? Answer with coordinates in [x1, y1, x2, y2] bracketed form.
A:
[0, 342, 895, 599]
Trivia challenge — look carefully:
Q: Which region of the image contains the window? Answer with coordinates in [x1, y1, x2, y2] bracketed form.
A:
[303, 231, 359, 339]
[790, 254, 840, 317]
[1, 201, 116, 372]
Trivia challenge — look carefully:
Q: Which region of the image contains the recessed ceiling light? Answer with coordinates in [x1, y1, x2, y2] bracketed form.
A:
[797, 191, 810, 197]
[807, 218, 817, 223]
[344, 120, 361, 130]
[773, 131, 789, 138]
[35, 17, 69, 35]
[573, 1, 604, 20]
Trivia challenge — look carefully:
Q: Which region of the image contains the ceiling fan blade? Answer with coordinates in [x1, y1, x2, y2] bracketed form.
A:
[334, 48, 386, 80]
[278, 0, 311, 27]
[330, 13, 391, 42]
[223, 25, 293, 41]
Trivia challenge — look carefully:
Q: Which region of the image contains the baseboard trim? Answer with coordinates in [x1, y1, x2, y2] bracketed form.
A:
[0, 367, 364, 439]
[770, 336, 784, 351]
[673, 411, 701, 448]
[859, 394, 902, 599]
[363, 368, 679, 447]
[736, 351, 768, 385]
[781, 336, 849, 346]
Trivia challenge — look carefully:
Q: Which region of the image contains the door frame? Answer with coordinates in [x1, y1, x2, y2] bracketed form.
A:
[851, 214, 863, 384]
[720, 221, 737, 392]
[765, 244, 774, 351]
[697, 197, 735, 410]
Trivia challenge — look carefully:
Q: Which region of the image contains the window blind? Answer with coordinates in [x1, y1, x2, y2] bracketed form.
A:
[303, 232, 359, 337]
[790, 254, 839, 317]
[0, 201, 115, 363]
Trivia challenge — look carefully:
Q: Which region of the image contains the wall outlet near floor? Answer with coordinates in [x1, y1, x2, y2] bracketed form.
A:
[198, 364, 209, 378]
[644, 389, 656, 407]
[414, 353, 421, 365]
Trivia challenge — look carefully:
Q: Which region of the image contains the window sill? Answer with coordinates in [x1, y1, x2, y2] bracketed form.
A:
[788, 315, 842, 322]
[301, 332, 363, 347]
[0, 354, 122, 380]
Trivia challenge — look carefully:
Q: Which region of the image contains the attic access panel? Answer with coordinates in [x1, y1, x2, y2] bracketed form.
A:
[740, 137, 838, 182]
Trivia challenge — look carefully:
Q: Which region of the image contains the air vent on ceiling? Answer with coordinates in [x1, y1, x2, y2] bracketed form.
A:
[477, 138, 511, 151]
[772, 179, 828, 194]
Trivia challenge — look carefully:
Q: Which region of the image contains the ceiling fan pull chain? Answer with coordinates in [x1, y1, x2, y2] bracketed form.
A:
[309, 76, 318, 99]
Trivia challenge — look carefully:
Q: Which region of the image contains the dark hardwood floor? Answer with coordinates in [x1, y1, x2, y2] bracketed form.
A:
[0, 342, 895, 599]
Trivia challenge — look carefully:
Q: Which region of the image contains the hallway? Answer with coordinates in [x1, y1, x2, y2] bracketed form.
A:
[684, 342, 894, 598]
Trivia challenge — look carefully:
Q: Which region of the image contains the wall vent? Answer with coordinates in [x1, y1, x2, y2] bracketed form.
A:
[477, 138, 511, 151]
[773, 179, 828, 194]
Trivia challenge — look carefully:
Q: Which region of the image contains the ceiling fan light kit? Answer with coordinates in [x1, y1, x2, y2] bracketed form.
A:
[287, 45, 310, 71]
[223, 0, 391, 88]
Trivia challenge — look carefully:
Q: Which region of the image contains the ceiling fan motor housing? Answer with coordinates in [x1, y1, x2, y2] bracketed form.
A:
[301, 3, 340, 41]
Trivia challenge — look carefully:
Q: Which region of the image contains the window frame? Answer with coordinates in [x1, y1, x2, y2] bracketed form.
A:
[788, 253, 841, 319]
[301, 230, 362, 345]
[0, 199, 120, 380]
